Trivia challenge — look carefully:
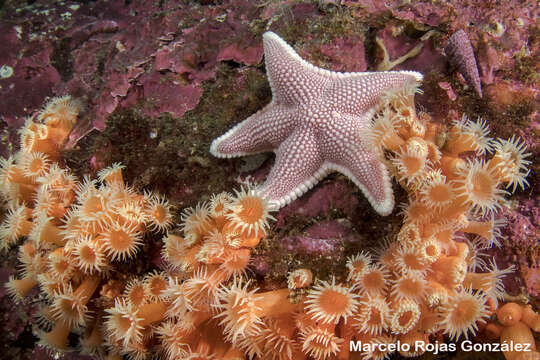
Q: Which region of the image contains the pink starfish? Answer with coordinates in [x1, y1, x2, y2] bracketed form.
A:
[210, 32, 422, 215]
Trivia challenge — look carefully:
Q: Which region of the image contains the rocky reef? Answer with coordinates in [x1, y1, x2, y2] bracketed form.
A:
[0, 0, 538, 359]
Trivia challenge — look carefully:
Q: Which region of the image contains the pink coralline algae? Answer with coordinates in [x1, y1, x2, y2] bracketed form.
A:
[445, 29, 483, 98]
[523, 267, 540, 298]
[217, 43, 264, 66]
[282, 235, 343, 257]
[391, 2, 451, 27]
[500, 197, 540, 298]
[275, 181, 359, 228]
[67, 20, 120, 49]
[280, 220, 361, 257]
[0, 24, 60, 154]
[375, 24, 446, 74]
[504, 197, 540, 248]
[0, 0, 266, 151]
[138, 71, 204, 120]
[477, 36, 502, 85]
[317, 36, 367, 72]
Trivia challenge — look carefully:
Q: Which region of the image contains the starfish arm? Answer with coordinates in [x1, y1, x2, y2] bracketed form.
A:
[210, 103, 297, 158]
[258, 128, 325, 208]
[263, 32, 330, 106]
[327, 71, 423, 114]
[320, 113, 394, 216]
[330, 150, 394, 216]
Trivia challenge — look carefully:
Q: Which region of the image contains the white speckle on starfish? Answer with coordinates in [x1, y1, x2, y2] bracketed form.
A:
[210, 31, 423, 216]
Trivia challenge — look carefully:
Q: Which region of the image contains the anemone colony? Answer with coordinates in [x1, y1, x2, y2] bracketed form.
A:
[1, 90, 539, 360]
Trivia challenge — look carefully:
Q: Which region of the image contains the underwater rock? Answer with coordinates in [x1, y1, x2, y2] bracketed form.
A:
[318, 36, 367, 72]
[376, 24, 445, 74]
[275, 181, 358, 228]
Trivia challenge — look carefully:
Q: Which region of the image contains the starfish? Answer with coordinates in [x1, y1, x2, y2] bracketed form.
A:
[210, 32, 422, 215]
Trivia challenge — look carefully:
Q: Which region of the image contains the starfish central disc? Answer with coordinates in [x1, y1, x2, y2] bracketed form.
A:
[211, 31, 423, 215]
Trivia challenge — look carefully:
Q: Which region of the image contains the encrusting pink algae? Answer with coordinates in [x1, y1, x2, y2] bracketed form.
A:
[0, 1, 538, 359]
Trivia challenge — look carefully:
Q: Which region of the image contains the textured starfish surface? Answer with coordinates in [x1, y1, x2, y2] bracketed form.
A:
[210, 32, 423, 215]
